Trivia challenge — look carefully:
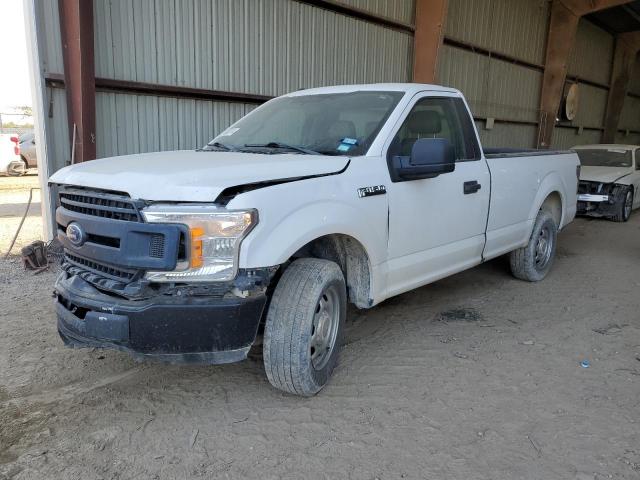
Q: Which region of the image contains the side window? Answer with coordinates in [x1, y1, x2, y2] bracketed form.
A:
[636, 149, 640, 170]
[388, 97, 480, 161]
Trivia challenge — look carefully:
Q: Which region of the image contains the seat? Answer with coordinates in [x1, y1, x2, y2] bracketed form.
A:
[400, 110, 442, 156]
[328, 120, 357, 143]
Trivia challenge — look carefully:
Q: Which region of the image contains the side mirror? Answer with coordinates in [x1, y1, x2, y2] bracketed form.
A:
[391, 138, 455, 181]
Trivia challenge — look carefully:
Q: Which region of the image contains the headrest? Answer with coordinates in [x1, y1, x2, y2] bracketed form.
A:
[406, 110, 442, 135]
[329, 120, 356, 139]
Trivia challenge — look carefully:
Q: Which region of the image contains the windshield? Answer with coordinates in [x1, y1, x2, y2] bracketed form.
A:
[205, 91, 404, 156]
[576, 149, 632, 167]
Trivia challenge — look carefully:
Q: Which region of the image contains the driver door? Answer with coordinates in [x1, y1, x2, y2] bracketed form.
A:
[384, 93, 490, 297]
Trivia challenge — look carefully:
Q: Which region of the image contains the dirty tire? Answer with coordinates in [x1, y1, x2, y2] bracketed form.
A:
[612, 187, 633, 222]
[510, 210, 557, 282]
[263, 258, 346, 396]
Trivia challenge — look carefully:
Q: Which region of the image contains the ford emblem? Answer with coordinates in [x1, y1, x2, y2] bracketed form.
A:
[66, 222, 86, 247]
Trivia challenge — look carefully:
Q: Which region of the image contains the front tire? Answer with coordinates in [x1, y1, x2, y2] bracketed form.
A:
[264, 258, 346, 396]
[510, 210, 557, 282]
[612, 187, 633, 222]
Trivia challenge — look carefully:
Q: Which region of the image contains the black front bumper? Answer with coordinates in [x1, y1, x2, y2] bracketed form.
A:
[577, 200, 620, 217]
[55, 273, 267, 364]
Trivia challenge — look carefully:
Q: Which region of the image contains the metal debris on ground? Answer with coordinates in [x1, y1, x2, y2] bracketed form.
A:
[19, 238, 63, 274]
[436, 308, 483, 323]
[593, 324, 626, 335]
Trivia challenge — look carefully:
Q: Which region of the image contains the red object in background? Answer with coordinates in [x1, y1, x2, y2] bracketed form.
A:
[9, 136, 20, 156]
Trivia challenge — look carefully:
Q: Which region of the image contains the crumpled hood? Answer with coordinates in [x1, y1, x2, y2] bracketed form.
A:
[580, 165, 633, 184]
[49, 150, 349, 201]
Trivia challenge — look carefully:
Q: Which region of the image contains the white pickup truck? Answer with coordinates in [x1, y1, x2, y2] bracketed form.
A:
[50, 84, 579, 396]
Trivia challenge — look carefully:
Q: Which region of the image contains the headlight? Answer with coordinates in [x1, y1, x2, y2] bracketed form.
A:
[142, 205, 256, 282]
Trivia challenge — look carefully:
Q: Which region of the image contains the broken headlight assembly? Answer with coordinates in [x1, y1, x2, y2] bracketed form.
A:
[142, 205, 257, 282]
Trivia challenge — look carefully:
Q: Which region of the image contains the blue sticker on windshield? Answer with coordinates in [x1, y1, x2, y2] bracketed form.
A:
[341, 137, 358, 145]
[337, 144, 351, 152]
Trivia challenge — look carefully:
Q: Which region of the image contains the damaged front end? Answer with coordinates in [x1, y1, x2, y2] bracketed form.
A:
[577, 181, 627, 218]
[53, 185, 277, 364]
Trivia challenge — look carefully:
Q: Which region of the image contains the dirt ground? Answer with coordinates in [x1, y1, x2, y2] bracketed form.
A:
[0, 175, 43, 257]
[0, 175, 639, 479]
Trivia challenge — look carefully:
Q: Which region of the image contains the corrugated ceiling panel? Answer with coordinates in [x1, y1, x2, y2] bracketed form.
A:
[445, 0, 549, 65]
[475, 121, 537, 149]
[37, 0, 64, 74]
[439, 45, 541, 123]
[571, 84, 607, 129]
[619, 95, 640, 132]
[552, 127, 601, 149]
[95, 92, 255, 158]
[332, 0, 415, 24]
[93, 0, 413, 94]
[568, 20, 614, 86]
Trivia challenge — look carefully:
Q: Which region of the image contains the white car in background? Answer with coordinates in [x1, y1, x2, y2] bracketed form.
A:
[574, 144, 640, 222]
[0, 133, 24, 176]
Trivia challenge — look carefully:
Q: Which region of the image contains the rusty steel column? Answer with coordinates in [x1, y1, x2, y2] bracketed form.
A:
[413, 0, 448, 84]
[537, 0, 633, 148]
[603, 33, 640, 143]
[58, 0, 96, 162]
[537, 1, 581, 148]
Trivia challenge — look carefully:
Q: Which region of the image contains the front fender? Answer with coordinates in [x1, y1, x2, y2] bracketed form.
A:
[238, 199, 387, 268]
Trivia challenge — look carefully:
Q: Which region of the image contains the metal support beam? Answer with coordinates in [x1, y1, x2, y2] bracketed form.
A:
[556, 0, 632, 16]
[58, 0, 96, 163]
[603, 32, 640, 143]
[413, 0, 448, 84]
[537, 0, 632, 148]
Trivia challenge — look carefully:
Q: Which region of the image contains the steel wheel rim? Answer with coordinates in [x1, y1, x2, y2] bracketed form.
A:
[534, 224, 553, 269]
[624, 192, 632, 219]
[310, 285, 340, 370]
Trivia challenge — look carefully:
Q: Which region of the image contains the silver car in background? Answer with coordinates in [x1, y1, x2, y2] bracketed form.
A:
[18, 131, 37, 170]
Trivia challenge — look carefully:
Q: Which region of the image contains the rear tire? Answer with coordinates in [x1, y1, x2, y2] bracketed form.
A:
[612, 187, 633, 222]
[510, 210, 557, 282]
[263, 258, 346, 396]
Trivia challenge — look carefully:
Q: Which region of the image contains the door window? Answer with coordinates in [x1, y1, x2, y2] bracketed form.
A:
[388, 97, 480, 162]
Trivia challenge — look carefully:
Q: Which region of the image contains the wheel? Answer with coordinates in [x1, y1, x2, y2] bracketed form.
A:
[263, 258, 346, 396]
[612, 187, 633, 222]
[509, 210, 557, 282]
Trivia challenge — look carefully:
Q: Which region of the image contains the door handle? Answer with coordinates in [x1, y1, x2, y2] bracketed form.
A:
[464, 181, 481, 194]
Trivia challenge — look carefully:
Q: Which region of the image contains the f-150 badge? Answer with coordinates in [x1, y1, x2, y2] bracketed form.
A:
[357, 185, 386, 198]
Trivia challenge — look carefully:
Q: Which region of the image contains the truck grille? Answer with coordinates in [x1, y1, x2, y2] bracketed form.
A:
[64, 253, 138, 282]
[59, 188, 142, 222]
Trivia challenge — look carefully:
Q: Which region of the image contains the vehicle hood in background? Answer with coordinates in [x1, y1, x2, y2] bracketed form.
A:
[579, 165, 632, 184]
[49, 150, 349, 202]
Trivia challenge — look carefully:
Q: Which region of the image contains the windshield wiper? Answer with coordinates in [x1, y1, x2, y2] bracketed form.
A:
[243, 142, 322, 155]
[202, 141, 238, 152]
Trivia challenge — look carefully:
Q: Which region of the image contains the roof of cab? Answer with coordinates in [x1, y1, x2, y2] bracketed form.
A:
[285, 83, 460, 97]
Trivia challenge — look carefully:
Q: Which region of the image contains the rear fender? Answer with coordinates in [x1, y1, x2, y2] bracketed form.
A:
[527, 171, 567, 230]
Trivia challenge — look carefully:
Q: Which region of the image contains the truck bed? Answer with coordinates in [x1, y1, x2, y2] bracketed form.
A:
[483, 147, 573, 158]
